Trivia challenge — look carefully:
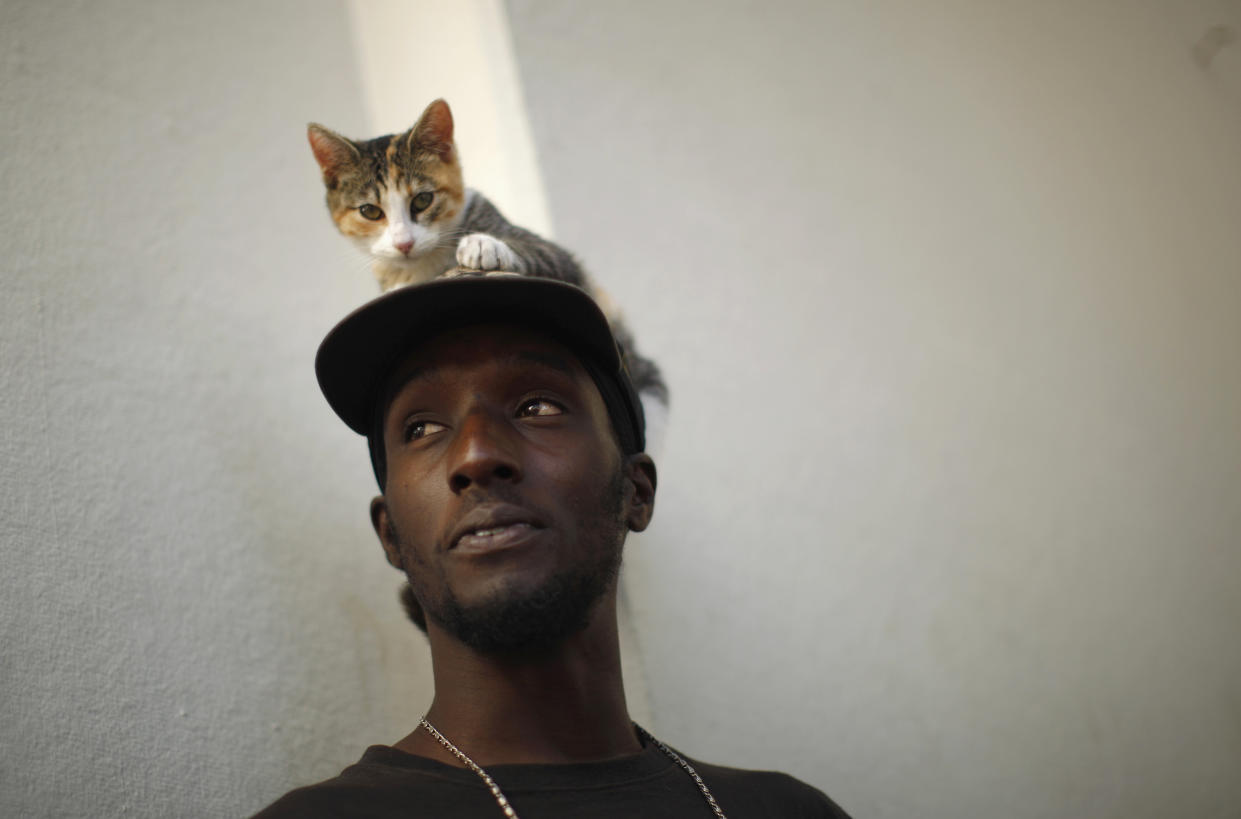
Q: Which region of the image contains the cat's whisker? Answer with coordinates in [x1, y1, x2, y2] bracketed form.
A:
[318, 245, 386, 285]
[432, 228, 470, 244]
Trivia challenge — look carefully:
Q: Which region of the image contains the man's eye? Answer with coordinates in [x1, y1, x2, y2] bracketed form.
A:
[404, 419, 446, 441]
[516, 398, 564, 418]
[358, 204, 384, 220]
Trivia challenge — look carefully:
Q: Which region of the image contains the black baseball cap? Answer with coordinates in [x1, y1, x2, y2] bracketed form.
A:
[315, 276, 646, 484]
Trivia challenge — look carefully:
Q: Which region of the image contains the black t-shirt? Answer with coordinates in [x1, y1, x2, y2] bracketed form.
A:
[253, 742, 850, 818]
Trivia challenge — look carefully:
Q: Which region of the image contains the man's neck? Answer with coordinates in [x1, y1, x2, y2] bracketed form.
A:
[394, 598, 641, 767]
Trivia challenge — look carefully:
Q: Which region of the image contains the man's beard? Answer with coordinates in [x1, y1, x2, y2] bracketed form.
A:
[397, 469, 627, 656]
[433, 549, 622, 656]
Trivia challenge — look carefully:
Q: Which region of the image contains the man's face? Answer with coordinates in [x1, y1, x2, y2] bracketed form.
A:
[369, 324, 655, 655]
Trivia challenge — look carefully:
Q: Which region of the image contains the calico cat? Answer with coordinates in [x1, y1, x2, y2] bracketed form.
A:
[307, 98, 668, 411]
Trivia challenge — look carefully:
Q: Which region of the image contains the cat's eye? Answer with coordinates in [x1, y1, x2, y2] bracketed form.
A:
[411, 191, 434, 214]
[358, 204, 384, 221]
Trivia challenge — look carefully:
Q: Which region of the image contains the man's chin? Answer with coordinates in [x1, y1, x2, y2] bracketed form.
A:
[428, 568, 615, 657]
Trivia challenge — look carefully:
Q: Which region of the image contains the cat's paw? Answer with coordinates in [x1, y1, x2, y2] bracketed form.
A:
[457, 233, 522, 272]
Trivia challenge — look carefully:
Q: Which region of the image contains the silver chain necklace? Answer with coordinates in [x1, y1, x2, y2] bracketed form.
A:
[419, 717, 728, 819]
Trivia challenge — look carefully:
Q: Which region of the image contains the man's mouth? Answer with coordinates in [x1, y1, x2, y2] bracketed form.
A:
[450, 505, 545, 553]
[469, 523, 534, 538]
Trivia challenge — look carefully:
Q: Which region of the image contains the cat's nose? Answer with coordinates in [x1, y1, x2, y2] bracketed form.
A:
[395, 239, 414, 255]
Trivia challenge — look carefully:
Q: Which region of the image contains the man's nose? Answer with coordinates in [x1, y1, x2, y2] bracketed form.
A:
[448, 410, 522, 493]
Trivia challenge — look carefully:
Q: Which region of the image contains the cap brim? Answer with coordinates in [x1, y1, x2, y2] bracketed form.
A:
[315, 276, 622, 435]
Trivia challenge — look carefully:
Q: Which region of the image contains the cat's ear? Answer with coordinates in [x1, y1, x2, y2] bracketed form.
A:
[307, 124, 360, 184]
[408, 99, 455, 162]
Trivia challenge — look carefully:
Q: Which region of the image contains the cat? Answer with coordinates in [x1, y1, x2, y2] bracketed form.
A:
[307, 98, 668, 416]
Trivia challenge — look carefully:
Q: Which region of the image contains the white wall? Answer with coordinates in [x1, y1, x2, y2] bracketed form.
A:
[0, 1, 427, 815]
[4, 1, 1238, 817]
[504, 1, 1241, 817]
[0, 3, 643, 816]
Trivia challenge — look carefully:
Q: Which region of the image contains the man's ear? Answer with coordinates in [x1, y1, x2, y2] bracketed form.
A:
[623, 454, 657, 532]
[370, 496, 404, 570]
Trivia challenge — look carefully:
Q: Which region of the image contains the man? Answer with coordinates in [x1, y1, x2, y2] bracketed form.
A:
[255, 276, 850, 817]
